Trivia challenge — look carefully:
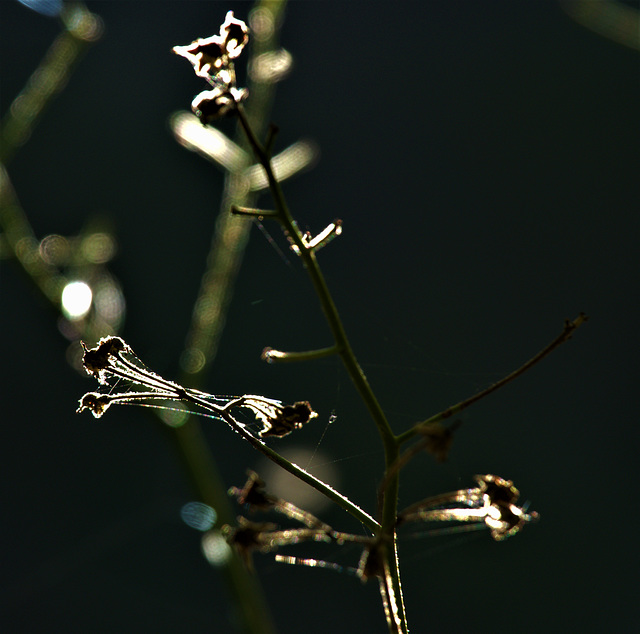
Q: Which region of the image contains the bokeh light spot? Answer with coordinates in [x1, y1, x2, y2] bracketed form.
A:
[61, 281, 92, 319]
[180, 501, 217, 531]
[39, 234, 69, 265]
[16, 0, 62, 17]
[93, 279, 126, 325]
[158, 404, 189, 428]
[249, 49, 293, 83]
[81, 232, 116, 264]
[249, 7, 274, 41]
[180, 347, 206, 374]
[256, 447, 339, 515]
[201, 531, 232, 567]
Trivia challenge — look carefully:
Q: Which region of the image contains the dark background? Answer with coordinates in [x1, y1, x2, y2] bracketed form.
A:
[2, 1, 638, 632]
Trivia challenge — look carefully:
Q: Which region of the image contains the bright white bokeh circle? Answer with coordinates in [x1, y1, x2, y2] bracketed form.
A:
[61, 281, 93, 319]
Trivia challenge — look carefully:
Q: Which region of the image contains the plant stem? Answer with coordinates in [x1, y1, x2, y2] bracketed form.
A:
[261, 345, 338, 363]
[0, 2, 101, 165]
[234, 104, 396, 453]
[170, 421, 276, 634]
[234, 101, 408, 633]
[386, 533, 408, 634]
[396, 313, 589, 445]
[217, 410, 380, 531]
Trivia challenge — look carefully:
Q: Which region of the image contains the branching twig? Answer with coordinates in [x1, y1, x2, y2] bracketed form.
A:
[396, 313, 589, 445]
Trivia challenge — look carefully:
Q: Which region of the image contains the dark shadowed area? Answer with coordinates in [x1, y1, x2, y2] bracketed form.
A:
[2, 1, 638, 632]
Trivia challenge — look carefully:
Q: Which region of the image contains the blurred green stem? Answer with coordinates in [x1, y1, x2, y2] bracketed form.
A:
[164, 3, 291, 633]
[0, 167, 65, 307]
[0, 2, 100, 302]
[0, 3, 101, 165]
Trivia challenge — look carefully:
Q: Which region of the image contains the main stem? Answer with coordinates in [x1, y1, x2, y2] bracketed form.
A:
[235, 104, 407, 633]
[235, 105, 396, 453]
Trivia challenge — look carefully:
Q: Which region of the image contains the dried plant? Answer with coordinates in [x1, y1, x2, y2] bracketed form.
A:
[2, 3, 592, 633]
[70, 10, 585, 633]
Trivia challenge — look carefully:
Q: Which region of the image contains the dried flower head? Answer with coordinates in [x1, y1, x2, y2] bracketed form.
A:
[219, 11, 249, 59]
[173, 12, 248, 77]
[356, 540, 387, 582]
[474, 474, 539, 541]
[191, 86, 248, 123]
[173, 11, 249, 123]
[222, 515, 335, 571]
[240, 397, 317, 438]
[76, 392, 113, 417]
[397, 473, 538, 541]
[172, 35, 226, 77]
[80, 336, 130, 383]
[222, 517, 279, 570]
[76, 338, 316, 440]
[228, 471, 335, 534]
[229, 470, 276, 510]
[418, 420, 461, 463]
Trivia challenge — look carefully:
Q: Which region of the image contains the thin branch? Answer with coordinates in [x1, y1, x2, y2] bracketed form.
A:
[230, 205, 280, 219]
[396, 313, 589, 445]
[261, 346, 338, 363]
[214, 408, 380, 531]
[264, 123, 279, 156]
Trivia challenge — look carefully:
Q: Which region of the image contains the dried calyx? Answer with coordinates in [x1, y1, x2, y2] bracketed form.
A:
[224, 471, 371, 573]
[76, 336, 316, 439]
[173, 11, 249, 123]
[397, 474, 539, 541]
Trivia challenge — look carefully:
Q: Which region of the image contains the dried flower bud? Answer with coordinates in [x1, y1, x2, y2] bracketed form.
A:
[357, 542, 386, 582]
[418, 420, 461, 463]
[474, 474, 538, 540]
[80, 336, 130, 383]
[219, 11, 249, 59]
[475, 474, 519, 505]
[191, 86, 248, 124]
[222, 517, 278, 570]
[76, 392, 113, 417]
[173, 13, 249, 121]
[243, 398, 317, 438]
[173, 36, 226, 77]
[173, 12, 248, 78]
[230, 470, 276, 510]
[398, 473, 538, 541]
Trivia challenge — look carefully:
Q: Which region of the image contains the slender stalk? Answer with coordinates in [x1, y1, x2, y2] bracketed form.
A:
[150, 385, 380, 530]
[170, 421, 275, 634]
[234, 101, 408, 633]
[261, 345, 338, 363]
[386, 532, 408, 634]
[234, 104, 396, 453]
[217, 410, 380, 531]
[230, 205, 279, 218]
[396, 313, 589, 445]
[153, 393, 376, 528]
[379, 453, 407, 633]
[0, 3, 100, 303]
